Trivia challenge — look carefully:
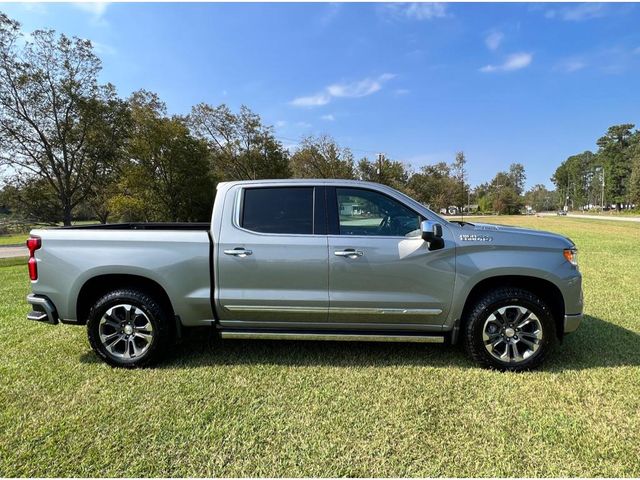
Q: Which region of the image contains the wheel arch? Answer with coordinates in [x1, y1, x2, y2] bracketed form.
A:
[76, 274, 175, 326]
[453, 275, 565, 343]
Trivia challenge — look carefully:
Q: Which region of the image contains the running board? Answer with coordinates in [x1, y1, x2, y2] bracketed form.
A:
[219, 331, 445, 344]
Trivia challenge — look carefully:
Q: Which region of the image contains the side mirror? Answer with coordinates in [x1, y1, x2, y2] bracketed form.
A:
[421, 220, 444, 250]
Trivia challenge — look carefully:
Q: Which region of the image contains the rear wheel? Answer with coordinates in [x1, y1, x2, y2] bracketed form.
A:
[463, 287, 556, 371]
[87, 289, 170, 368]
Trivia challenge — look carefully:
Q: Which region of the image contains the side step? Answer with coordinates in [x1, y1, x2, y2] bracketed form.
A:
[219, 331, 445, 344]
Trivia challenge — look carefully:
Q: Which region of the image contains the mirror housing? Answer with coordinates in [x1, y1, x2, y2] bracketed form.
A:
[421, 220, 444, 250]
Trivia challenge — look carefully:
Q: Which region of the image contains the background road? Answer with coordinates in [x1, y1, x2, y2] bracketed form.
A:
[537, 212, 640, 222]
[0, 246, 28, 258]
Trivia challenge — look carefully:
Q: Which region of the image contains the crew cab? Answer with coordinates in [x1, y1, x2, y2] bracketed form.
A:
[26, 179, 583, 370]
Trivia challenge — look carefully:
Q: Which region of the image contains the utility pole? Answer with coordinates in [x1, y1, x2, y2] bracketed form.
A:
[601, 168, 605, 211]
[376, 153, 384, 182]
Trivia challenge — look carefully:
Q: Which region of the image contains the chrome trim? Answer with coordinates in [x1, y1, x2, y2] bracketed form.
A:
[224, 305, 443, 315]
[223, 248, 252, 257]
[564, 313, 583, 334]
[334, 249, 364, 258]
[219, 320, 443, 331]
[220, 331, 445, 343]
[330, 307, 443, 315]
[225, 305, 326, 313]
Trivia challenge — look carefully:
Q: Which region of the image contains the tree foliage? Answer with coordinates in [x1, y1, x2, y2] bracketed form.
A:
[552, 125, 639, 210]
[290, 135, 354, 179]
[109, 91, 214, 222]
[0, 14, 129, 225]
[189, 103, 289, 181]
[356, 155, 410, 191]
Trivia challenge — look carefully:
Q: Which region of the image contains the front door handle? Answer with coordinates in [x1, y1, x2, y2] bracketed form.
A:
[334, 248, 364, 259]
[224, 248, 253, 257]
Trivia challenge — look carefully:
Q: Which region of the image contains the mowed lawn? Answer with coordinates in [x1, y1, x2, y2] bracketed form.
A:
[1, 216, 639, 477]
[0, 233, 28, 246]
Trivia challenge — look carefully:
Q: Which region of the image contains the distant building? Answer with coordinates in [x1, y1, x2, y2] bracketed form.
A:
[340, 202, 364, 216]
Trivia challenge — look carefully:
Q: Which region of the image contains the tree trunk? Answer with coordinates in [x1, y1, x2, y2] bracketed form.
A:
[62, 202, 73, 226]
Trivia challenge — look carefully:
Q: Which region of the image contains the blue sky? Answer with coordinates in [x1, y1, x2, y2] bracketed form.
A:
[3, 2, 640, 189]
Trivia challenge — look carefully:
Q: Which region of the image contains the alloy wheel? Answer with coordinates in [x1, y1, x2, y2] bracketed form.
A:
[98, 304, 154, 360]
[482, 305, 543, 363]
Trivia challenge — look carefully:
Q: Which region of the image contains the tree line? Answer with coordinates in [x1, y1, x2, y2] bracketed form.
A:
[552, 124, 640, 211]
[1, 15, 636, 227]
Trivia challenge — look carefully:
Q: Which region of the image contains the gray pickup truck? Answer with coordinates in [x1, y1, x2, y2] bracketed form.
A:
[26, 179, 583, 370]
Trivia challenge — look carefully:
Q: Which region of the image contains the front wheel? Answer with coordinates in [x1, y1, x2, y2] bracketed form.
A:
[463, 287, 556, 371]
[87, 289, 171, 368]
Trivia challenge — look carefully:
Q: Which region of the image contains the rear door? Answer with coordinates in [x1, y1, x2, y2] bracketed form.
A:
[216, 185, 329, 326]
[327, 186, 455, 327]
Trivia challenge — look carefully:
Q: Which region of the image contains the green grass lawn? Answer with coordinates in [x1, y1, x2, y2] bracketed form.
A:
[1, 216, 639, 477]
[0, 233, 28, 246]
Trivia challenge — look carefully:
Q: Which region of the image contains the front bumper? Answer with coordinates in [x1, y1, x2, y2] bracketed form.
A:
[26, 294, 59, 325]
[564, 313, 583, 334]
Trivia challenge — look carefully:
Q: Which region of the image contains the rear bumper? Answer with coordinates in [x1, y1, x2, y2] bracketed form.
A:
[564, 313, 583, 334]
[26, 294, 59, 325]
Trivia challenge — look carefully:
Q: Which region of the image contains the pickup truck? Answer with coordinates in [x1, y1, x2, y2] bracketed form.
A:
[26, 179, 583, 370]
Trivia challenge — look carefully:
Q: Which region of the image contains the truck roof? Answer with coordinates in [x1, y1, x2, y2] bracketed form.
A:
[216, 178, 387, 189]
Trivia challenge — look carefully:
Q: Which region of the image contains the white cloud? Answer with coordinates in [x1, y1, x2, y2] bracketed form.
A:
[394, 88, 410, 96]
[546, 3, 607, 22]
[23, 3, 48, 14]
[73, 2, 110, 26]
[381, 3, 448, 21]
[290, 93, 331, 107]
[91, 40, 116, 56]
[480, 52, 533, 73]
[275, 120, 287, 128]
[321, 114, 335, 121]
[557, 59, 587, 73]
[485, 31, 504, 51]
[291, 73, 395, 107]
[403, 3, 448, 20]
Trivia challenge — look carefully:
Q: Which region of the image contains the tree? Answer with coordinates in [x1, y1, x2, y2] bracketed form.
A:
[524, 184, 557, 212]
[0, 14, 130, 225]
[551, 151, 596, 209]
[629, 137, 640, 207]
[109, 91, 214, 222]
[290, 135, 355, 179]
[482, 165, 526, 214]
[508, 163, 526, 196]
[188, 103, 289, 181]
[597, 124, 636, 209]
[357, 154, 410, 191]
[408, 162, 458, 210]
[451, 151, 468, 208]
[0, 177, 62, 223]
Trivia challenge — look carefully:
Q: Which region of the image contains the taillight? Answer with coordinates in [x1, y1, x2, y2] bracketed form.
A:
[26, 236, 41, 281]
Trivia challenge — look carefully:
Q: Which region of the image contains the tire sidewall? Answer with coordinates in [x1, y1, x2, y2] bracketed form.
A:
[466, 289, 555, 371]
[87, 289, 168, 368]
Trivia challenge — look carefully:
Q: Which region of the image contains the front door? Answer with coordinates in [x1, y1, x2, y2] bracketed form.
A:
[327, 187, 455, 327]
[216, 185, 329, 327]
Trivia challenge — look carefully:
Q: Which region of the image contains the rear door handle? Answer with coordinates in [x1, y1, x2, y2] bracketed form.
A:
[334, 248, 364, 259]
[224, 248, 253, 257]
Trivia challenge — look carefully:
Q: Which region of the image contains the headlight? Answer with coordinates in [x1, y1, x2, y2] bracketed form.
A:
[563, 248, 578, 266]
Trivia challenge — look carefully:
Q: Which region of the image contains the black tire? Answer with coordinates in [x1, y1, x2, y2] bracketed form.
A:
[463, 287, 556, 371]
[87, 289, 171, 368]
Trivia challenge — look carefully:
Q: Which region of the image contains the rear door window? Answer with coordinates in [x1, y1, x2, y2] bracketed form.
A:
[241, 187, 314, 234]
